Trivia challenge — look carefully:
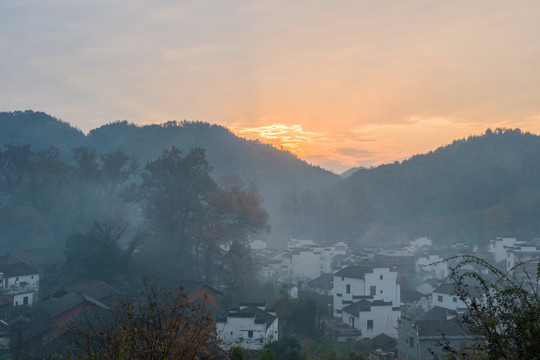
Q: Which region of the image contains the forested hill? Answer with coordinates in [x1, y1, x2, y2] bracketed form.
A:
[0, 110, 340, 224]
[339, 128, 540, 242]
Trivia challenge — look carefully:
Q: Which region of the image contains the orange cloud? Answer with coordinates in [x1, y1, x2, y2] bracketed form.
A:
[230, 123, 325, 156]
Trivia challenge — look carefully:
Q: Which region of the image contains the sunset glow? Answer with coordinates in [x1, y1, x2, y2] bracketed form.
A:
[2, 1, 540, 173]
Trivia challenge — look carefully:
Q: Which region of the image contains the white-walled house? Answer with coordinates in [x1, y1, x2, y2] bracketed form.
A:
[415, 255, 448, 280]
[333, 266, 400, 317]
[0, 262, 40, 306]
[216, 303, 278, 351]
[431, 283, 466, 311]
[281, 243, 348, 283]
[342, 299, 400, 339]
[506, 244, 540, 271]
[489, 237, 525, 263]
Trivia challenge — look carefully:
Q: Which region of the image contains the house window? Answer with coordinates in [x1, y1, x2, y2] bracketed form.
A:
[409, 336, 414, 348]
[248, 331, 253, 338]
[31, 275, 34, 279]
[453, 297, 457, 303]
[370, 286, 376, 296]
[346, 284, 351, 294]
[23, 296, 29, 305]
[438, 295, 443, 302]
[380, 275, 383, 280]
[341, 277, 344, 281]
[367, 320, 373, 330]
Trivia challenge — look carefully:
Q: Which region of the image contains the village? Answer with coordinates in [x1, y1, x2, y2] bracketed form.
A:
[1, 236, 538, 359]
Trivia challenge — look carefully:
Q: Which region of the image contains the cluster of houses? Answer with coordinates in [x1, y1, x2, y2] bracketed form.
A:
[0, 235, 538, 359]
[252, 236, 540, 359]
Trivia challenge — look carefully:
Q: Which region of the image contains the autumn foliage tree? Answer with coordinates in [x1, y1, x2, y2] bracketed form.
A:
[201, 186, 268, 283]
[65, 278, 220, 359]
[123, 147, 218, 275]
[124, 147, 268, 281]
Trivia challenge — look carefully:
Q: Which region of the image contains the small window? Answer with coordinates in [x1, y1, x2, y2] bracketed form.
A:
[248, 331, 253, 338]
[16, 277, 19, 281]
[370, 286, 376, 296]
[453, 297, 457, 302]
[31, 275, 34, 279]
[380, 275, 383, 280]
[341, 276, 344, 281]
[346, 284, 351, 294]
[409, 336, 414, 348]
[231, 331, 233, 335]
[367, 320, 373, 330]
[438, 295, 443, 302]
[380, 290, 383, 293]
[23, 296, 29, 305]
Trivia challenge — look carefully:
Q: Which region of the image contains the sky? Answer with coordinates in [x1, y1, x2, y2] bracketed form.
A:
[2, 1, 540, 173]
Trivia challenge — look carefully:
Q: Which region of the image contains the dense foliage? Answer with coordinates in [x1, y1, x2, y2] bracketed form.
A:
[444, 255, 540, 360]
[340, 128, 540, 244]
[65, 279, 219, 359]
[4, 111, 540, 248]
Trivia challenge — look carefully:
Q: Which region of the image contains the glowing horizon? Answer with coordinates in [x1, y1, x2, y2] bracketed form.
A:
[2, 1, 540, 173]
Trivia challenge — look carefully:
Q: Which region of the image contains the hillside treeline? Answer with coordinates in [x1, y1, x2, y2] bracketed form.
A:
[3, 111, 540, 249]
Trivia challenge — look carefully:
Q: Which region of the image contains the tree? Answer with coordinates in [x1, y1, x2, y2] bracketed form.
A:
[65, 278, 219, 359]
[256, 348, 275, 360]
[442, 255, 540, 360]
[100, 149, 139, 192]
[124, 147, 217, 275]
[265, 337, 304, 360]
[72, 147, 100, 180]
[229, 346, 245, 360]
[64, 220, 142, 285]
[201, 186, 268, 283]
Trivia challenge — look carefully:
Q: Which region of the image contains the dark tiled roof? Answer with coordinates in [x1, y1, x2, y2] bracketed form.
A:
[334, 265, 372, 279]
[414, 306, 454, 321]
[178, 280, 221, 296]
[67, 280, 120, 301]
[371, 333, 397, 350]
[343, 300, 371, 316]
[42, 292, 88, 318]
[17, 313, 56, 343]
[222, 305, 277, 329]
[342, 299, 393, 317]
[0, 252, 26, 264]
[416, 318, 467, 337]
[401, 287, 425, 302]
[307, 273, 333, 291]
[433, 283, 455, 295]
[0, 262, 39, 277]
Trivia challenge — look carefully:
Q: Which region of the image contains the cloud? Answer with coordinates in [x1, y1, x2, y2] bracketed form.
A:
[336, 148, 375, 158]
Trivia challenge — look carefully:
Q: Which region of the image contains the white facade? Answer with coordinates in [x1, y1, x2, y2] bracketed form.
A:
[13, 291, 34, 306]
[2, 273, 40, 294]
[333, 266, 400, 317]
[416, 255, 448, 280]
[342, 300, 400, 338]
[506, 245, 540, 271]
[216, 305, 278, 351]
[281, 243, 347, 283]
[432, 286, 466, 311]
[0, 265, 40, 305]
[489, 237, 525, 263]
